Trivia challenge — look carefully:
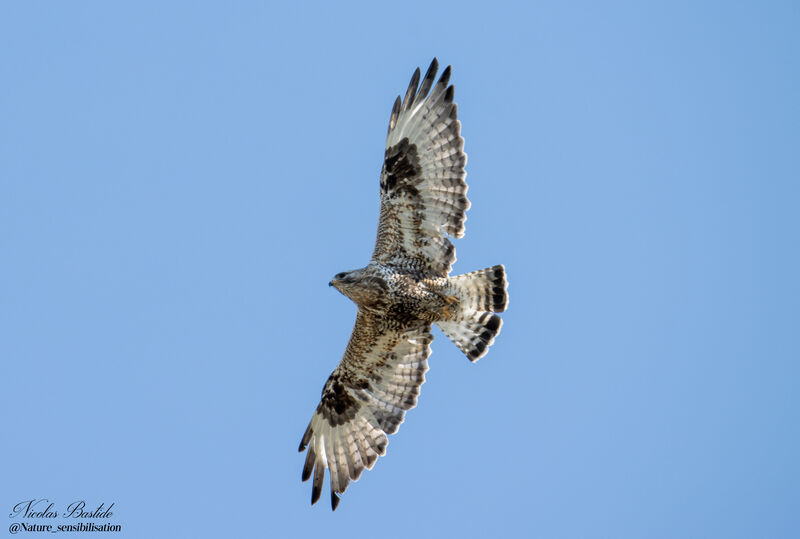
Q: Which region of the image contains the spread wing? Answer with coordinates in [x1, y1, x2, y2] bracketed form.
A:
[298, 311, 433, 510]
[371, 58, 469, 278]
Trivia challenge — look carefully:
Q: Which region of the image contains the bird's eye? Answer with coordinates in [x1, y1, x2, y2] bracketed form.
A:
[335, 272, 347, 280]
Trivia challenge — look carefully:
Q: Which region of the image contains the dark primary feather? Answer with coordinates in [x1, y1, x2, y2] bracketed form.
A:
[312, 459, 324, 505]
[402, 67, 420, 109]
[388, 96, 401, 132]
[413, 59, 438, 108]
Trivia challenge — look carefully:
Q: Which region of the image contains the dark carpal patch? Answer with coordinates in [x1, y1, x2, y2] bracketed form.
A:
[319, 374, 360, 426]
[381, 138, 421, 194]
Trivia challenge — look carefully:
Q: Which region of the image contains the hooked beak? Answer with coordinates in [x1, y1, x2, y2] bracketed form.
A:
[329, 281, 334, 287]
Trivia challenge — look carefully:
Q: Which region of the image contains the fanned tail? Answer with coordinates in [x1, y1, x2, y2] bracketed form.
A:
[436, 265, 508, 362]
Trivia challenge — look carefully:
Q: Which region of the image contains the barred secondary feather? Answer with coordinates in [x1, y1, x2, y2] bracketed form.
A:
[298, 58, 509, 510]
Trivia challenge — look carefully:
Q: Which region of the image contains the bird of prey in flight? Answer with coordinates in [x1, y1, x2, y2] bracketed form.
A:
[299, 58, 509, 510]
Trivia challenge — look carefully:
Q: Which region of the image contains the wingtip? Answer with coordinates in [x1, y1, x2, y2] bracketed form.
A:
[311, 459, 324, 505]
[444, 84, 455, 103]
[403, 67, 421, 106]
[441, 64, 452, 82]
[331, 492, 341, 511]
[299, 423, 313, 452]
[388, 95, 402, 133]
[410, 67, 421, 89]
[411, 59, 440, 107]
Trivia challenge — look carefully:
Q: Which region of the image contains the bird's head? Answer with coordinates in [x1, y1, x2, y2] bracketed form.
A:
[329, 269, 363, 294]
[329, 268, 388, 309]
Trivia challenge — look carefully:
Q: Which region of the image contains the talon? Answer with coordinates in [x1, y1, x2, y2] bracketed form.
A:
[442, 295, 459, 320]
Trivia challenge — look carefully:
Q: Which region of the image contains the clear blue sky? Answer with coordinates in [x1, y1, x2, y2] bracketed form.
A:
[2, 2, 798, 538]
